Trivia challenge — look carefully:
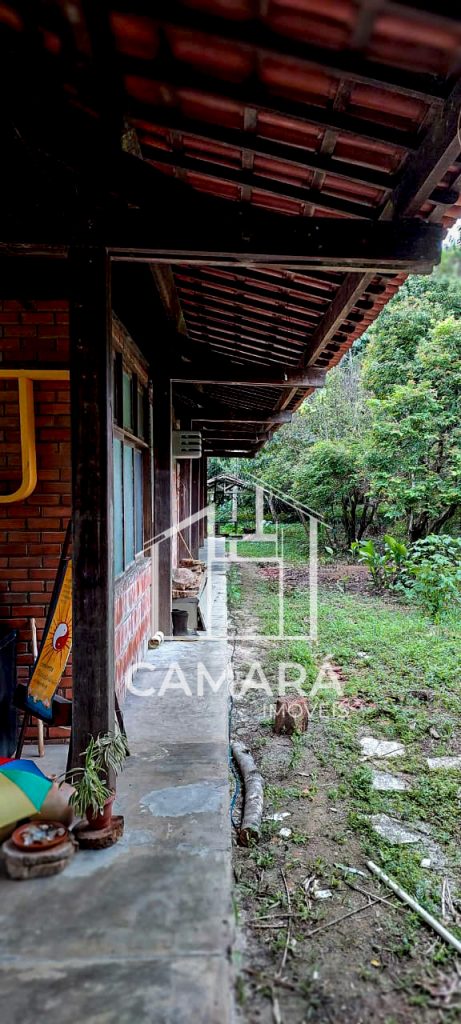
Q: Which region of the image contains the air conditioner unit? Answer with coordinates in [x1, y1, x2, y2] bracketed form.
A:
[172, 431, 202, 459]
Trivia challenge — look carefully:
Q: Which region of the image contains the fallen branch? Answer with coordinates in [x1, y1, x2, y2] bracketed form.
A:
[306, 896, 383, 938]
[367, 860, 461, 956]
[232, 740, 264, 846]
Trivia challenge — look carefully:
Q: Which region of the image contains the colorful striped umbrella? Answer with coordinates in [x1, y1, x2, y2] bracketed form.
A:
[0, 759, 53, 828]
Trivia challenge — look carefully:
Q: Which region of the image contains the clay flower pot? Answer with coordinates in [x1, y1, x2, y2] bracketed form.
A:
[86, 792, 115, 831]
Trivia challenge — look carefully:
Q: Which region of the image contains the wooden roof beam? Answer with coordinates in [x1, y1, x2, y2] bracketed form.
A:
[191, 410, 292, 424]
[305, 78, 461, 368]
[141, 121, 395, 191]
[171, 361, 325, 388]
[6, 206, 442, 271]
[144, 151, 377, 219]
[129, 78, 420, 153]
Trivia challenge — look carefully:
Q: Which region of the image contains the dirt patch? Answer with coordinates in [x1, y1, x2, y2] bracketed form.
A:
[259, 560, 374, 595]
[231, 563, 461, 1024]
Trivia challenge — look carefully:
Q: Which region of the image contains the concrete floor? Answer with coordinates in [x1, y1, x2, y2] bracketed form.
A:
[0, 542, 234, 1024]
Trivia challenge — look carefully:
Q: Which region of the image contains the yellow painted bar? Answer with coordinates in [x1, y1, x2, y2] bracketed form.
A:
[0, 369, 69, 381]
[0, 369, 70, 503]
[0, 378, 38, 503]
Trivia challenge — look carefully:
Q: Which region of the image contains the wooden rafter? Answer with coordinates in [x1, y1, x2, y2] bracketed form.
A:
[304, 77, 461, 368]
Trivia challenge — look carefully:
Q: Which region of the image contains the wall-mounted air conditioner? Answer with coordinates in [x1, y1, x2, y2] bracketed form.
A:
[172, 431, 202, 459]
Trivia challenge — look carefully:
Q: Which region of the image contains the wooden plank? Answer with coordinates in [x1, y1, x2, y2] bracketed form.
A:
[178, 416, 192, 561]
[199, 455, 207, 549]
[171, 364, 325, 387]
[141, 114, 395, 190]
[129, 75, 419, 153]
[192, 410, 292, 424]
[144, 151, 378, 219]
[70, 246, 114, 765]
[153, 376, 172, 635]
[190, 458, 201, 558]
[4, 203, 442, 271]
[386, 79, 461, 218]
[305, 78, 461, 367]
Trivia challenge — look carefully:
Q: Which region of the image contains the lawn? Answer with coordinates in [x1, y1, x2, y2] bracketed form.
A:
[229, 561, 461, 951]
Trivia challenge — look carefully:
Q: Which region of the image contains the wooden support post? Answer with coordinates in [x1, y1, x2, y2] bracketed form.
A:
[178, 457, 192, 560]
[153, 376, 172, 635]
[200, 455, 208, 548]
[190, 458, 200, 558]
[70, 247, 114, 767]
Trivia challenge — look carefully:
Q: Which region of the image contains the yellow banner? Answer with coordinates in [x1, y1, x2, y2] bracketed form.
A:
[27, 562, 72, 719]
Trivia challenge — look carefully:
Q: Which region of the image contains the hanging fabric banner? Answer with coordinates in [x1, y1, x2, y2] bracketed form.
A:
[25, 561, 73, 721]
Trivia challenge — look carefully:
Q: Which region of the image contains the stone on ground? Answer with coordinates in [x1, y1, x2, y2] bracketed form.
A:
[371, 770, 409, 792]
[360, 737, 405, 759]
[426, 755, 461, 771]
[370, 814, 446, 869]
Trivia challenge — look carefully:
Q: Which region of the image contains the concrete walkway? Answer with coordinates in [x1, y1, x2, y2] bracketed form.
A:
[0, 542, 234, 1024]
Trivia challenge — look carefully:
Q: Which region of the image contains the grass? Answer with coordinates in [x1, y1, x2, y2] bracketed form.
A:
[232, 522, 312, 564]
[230, 558, 461, 943]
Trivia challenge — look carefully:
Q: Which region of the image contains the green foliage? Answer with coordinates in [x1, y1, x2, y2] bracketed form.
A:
[400, 534, 461, 621]
[216, 245, 461, 546]
[363, 253, 461, 541]
[293, 439, 375, 547]
[351, 534, 408, 586]
[66, 731, 128, 817]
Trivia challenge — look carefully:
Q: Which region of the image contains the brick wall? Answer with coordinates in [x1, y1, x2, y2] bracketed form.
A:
[0, 300, 151, 743]
[0, 300, 71, 741]
[114, 559, 151, 701]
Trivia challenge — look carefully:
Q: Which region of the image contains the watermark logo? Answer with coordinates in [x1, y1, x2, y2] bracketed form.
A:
[126, 654, 343, 709]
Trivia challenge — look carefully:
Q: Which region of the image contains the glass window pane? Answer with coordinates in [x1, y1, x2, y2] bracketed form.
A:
[113, 438, 124, 575]
[123, 444, 135, 566]
[134, 450, 143, 554]
[123, 371, 133, 431]
[137, 389, 145, 440]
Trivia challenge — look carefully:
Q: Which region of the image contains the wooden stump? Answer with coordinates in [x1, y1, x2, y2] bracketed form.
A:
[2, 837, 76, 879]
[73, 814, 124, 849]
[274, 696, 309, 736]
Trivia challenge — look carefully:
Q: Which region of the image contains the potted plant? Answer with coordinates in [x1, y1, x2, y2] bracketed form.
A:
[65, 730, 128, 831]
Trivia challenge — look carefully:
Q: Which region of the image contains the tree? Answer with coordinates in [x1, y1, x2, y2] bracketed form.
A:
[364, 304, 461, 541]
[292, 440, 376, 547]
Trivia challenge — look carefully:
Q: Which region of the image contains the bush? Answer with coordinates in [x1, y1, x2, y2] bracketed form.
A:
[399, 534, 461, 621]
[351, 535, 407, 586]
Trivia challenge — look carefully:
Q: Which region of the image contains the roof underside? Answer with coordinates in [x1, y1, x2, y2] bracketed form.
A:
[3, 1, 461, 454]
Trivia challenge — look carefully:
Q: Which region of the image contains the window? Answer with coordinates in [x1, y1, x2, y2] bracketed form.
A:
[113, 362, 149, 575]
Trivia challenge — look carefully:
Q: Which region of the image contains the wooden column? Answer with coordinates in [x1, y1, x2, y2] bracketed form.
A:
[200, 455, 208, 548]
[70, 247, 114, 766]
[190, 458, 200, 558]
[178, 415, 191, 562]
[178, 458, 192, 561]
[153, 376, 172, 634]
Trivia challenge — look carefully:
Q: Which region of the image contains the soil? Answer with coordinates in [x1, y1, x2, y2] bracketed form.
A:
[259, 560, 373, 595]
[231, 563, 461, 1024]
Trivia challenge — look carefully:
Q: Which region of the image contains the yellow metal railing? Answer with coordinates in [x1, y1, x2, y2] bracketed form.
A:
[0, 369, 70, 503]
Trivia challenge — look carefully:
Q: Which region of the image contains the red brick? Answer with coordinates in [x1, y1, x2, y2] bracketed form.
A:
[10, 605, 45, 617]
[35, 300, 69, 310]
[3, 325, 37, 337]
[21, 313, 54, 324]
[9, 557, 42, 568]
[8, 531, 40, 543]
[29, 542, 61, 554]
[0, 313, 20, 324]
[27, 520, 61, 530]
[14, 581, 45, 592]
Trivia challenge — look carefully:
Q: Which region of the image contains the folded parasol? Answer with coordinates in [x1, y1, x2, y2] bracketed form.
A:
[0, 758, 53, 828]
